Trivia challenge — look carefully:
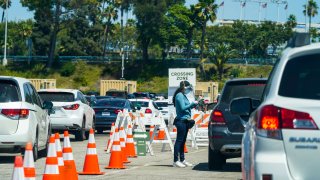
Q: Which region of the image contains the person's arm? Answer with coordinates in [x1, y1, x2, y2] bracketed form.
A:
[176, 93, 196, 111]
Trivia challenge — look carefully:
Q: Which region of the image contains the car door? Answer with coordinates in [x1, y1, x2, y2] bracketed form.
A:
[78, 92, 93, 129]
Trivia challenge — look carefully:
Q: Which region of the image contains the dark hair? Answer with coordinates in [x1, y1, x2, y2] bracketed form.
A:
[173, 81, 190, 107]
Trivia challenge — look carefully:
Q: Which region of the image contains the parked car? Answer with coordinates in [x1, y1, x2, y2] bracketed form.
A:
[38, 89, 95, 141]
[93, 98, 135, 133]
[129, 99, 161, 117]
[106, 90, 128, 99]
[0, 76, 53, 160]
[95, 96, 113, 100]
[208, 78, 267, 170]
[230, 39, 320, 179]
[85, 95, 98, 107]
[133, 92, 151, 99]
[155, 100, 170, 125]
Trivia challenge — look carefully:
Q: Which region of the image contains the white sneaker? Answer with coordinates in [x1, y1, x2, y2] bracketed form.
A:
[173, 161, 186, 168]
[182, 160, 193, 167]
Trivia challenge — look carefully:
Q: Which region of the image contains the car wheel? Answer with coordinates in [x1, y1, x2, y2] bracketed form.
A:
[208, 146, 225, 170]
[33, 134, 39, 161]
[75, 119, 86, 141]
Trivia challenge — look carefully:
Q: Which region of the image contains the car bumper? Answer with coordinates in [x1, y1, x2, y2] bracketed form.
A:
[50, 116, 83, 131]
[0, 120, 34, 153]
[209, 125, 243, 158]
[95, 116, 117, 129]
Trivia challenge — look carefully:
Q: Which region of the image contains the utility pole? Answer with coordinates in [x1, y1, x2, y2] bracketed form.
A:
[2, 0, 8, 66]
[305, 0, 308, 32]
[120, 3, 125, 80]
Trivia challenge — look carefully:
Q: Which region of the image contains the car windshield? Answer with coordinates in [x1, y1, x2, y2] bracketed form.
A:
[279, 54, 320, 100]
[155, 102, 168, 107]
[39, 92, 75, 102]
[133, 93, 149, 98]
[221, 80, 266, 104]
[131, 101, 149, 107]
[106, 91, 126, 98]
[95, 99, 125, 107]
[0, 80, 20, 102]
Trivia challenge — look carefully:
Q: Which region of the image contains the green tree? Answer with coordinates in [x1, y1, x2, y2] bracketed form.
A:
[286, 14, 297, 29]
[0, 0, 11, 22]
[303, 0, 319, 32]
[209, 43, 237, 80]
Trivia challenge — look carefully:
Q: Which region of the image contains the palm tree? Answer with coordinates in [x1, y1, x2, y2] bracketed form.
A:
[0, 0, 11, 23]
[209, 44, 237, 81]
[286, 14, 297, 29]
[303, 0, 319, 32]
[194, 0, 218, 60]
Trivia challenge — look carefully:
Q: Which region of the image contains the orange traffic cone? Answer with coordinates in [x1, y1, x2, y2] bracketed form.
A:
[105, 128, 125, 169]
[54, 133, 65, 179]
[62, 131, 78, 180]
[23, 142, 36, 180]
[184, 143, 188, 153]
[172, 127, 177, 132]
[157, 127, 165, 140]
[12, 156, 25, 180]
[125, 125, 137, 158]
[43, 136, 59, 180]
[149, 125, 157, 140]
[78, 129, 105, 175]
[120, 127, 131, 163]
[105, 123, 115, 151]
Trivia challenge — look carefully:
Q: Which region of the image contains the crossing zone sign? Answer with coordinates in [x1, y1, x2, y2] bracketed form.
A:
[168, 68, 196, 87]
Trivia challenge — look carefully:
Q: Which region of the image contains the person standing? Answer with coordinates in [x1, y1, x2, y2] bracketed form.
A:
[172, 81, 198, 168]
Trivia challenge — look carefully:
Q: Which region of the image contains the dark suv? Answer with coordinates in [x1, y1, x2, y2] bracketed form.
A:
[208, 78, 267, 170]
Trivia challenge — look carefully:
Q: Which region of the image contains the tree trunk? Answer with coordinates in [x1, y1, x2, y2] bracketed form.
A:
[142, 40, 149, 61]
[47, 0, 61, 68]
[200, 23, 206, 59]
[186, 27, 194, 60]
[309, 16, 311, 32]
[1, 9, 4, 23]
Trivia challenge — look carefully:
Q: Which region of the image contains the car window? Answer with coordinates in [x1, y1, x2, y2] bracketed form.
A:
[95, 99, 126, 107]
[279, 54, 320, 100]
[27, 84, 42, 107]
[38, 92, 75, 102]
[29, 84, 43, 107]
[78, 92, 88, 104]
[261, 60, 279, 102]
[153, 101, 159, 109]
[0, 80, 20, 103]
[133, 93, 149, 98]
[131, 101, 149, 107]
[23, 84, 33, 104]
[106, 91, 127, 98]
[221, 80, 266, 104]
[155, 102, 168, 107]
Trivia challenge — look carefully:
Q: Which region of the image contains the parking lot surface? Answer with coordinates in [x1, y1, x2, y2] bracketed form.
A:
[0, 133, 241, 180]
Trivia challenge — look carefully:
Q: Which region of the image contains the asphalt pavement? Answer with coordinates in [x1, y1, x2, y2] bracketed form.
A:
[0, 133, 241, 180]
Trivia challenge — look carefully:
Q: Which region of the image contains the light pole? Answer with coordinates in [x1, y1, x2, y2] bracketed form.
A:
[305, 0, 308, 32]
[2, 0, 8, 66]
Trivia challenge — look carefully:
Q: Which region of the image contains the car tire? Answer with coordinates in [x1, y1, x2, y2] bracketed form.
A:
[208, 146, 225, 170]
[33, 134, 39, 161]
[75, 119, 86, 141]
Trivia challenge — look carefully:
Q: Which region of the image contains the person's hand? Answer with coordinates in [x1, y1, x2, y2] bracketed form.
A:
[193, 101, 198, 105]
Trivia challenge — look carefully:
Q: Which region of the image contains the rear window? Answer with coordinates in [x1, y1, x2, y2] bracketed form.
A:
[221, 80, 266, 104]
[155, 102, 168, 107]
[38, 92, 75, 102]
[106, 91, 126, 98]
[0, 80, 20, 102]
[95, 99, 125, 107]
[131, 101, 149, 107]
[279, 54, 320, 100]
[133, 93, 149, 98]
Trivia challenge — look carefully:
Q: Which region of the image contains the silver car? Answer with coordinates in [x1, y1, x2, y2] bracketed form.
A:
[0, 76, 52, 160]
[231, 39, 320, 179]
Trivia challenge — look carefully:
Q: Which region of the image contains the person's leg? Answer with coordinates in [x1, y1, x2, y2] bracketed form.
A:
[179, 122, 188, 162]
[174, 121, 185, 162]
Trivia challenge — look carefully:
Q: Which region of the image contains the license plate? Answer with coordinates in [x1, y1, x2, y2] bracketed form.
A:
[102, 112, 110, 116]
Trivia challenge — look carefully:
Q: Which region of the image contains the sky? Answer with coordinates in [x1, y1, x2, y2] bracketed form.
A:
[7, 0, 320, 24]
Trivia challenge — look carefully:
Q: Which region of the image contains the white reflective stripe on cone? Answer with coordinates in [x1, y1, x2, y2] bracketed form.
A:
[86, 148, 97, 155]
[23, 151, 35, 168]
[58, 157, 64, 166]
[55, 140, 63, 151]
[120, 141, 125, 147]
[63, 137, 71, 148]
[48, 145, 57, 157]
[126, 138, 134, 143]
[44, 165, 59, 174]
[63, 153, 74, 160]
[12, 168, 24, 180]
[88, 134, 95, 143]
[112, 145, 121, 151]
[25, 178, 35, 180]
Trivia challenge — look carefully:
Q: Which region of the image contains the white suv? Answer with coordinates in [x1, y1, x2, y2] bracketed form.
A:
[231, 36, 320, 179]
[0, 76, 52, 160]
[38, 89, 95, 141]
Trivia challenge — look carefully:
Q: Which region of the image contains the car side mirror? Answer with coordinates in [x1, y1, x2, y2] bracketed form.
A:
[43, 101, 53, 110]
[230, 97, 253, 117]
[158, 107, 163, 110]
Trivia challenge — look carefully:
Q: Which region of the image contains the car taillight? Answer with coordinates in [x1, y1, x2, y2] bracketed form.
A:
[257, 105, 318, 139]
[63, 104, 80, 110]
[114, 109, 122, 114]
[210, 110, 226, 125]
[145, 108, 152, 114]
[1, 109, 29, 120]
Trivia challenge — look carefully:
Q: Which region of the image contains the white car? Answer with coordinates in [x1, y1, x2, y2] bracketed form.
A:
[129, 99, 160, 117]
[155, 100, 172, 125]
[38, 89, 95, 141]
[230, 39, 320, 179]
[0, 76, 52, 160]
